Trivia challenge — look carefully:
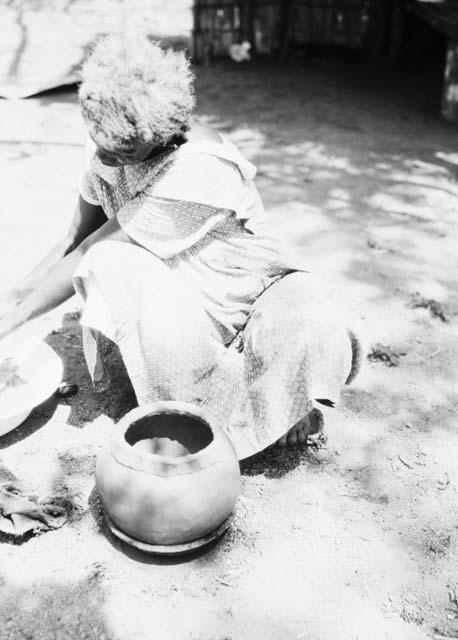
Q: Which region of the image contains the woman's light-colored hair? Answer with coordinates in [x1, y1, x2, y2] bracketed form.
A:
[79, 34, 195, 152]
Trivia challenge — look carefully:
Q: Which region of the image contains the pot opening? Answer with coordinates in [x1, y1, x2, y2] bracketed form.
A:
[125, 412, 214, 458]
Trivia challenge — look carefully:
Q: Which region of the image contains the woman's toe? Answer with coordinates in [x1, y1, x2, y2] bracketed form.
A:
[297, 427, 306, 444]
[287, 429, 298, 446]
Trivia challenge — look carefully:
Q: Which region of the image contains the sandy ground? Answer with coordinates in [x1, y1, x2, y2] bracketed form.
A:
[0, 58, 458, 640]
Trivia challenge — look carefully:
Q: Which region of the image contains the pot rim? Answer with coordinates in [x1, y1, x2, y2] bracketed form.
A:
[111, 401, 226, 476]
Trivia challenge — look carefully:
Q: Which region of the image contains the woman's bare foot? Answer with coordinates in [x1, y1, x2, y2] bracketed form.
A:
[278, 408, 324, 447]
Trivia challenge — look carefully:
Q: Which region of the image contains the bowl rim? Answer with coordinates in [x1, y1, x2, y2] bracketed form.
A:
[105, 512, 234, 555]
[0, 337, 63, 420]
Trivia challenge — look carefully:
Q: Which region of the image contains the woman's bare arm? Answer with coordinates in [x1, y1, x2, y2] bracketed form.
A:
[0, 216, 130, 342]
[3, 197, 107, 305]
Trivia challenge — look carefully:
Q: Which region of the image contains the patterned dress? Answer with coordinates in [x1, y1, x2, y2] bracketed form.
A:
[74, 136, 365, 459]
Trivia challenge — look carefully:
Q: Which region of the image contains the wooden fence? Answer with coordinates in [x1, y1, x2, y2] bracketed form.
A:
[193, 0, 383, 61]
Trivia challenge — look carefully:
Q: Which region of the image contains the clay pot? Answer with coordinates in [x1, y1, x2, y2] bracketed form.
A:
[96, 401, 241, 546]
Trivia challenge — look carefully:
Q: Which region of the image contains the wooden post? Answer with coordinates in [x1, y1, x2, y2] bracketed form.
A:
[442, 40, 458, 123]
[278, 0, 294, 62]
[364, 0, 393, 60]
[191, 0, 200, 62]
[388, 0, 405, 66]
[242, 0, 256, 54]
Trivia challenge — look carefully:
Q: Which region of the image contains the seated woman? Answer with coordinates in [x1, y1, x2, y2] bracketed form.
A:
[0, 34, 366, 460]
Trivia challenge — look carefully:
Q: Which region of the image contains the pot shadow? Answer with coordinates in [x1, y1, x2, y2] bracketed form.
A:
[88, 486, 227, 566]
[0, 394, 59, 449]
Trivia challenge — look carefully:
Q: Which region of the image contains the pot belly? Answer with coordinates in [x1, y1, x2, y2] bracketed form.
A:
[96, 401, 241, 546]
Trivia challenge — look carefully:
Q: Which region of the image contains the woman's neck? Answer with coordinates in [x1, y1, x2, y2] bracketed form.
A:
[144, 124, 223, 163]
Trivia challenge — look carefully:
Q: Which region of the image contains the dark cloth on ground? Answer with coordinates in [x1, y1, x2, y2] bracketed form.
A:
[0, 462, 72, 539]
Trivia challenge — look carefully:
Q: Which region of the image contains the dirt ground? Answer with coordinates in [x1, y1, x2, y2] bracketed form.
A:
[0, 58, 458, 640]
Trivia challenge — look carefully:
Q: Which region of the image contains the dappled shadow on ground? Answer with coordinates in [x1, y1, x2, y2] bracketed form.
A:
[197, 63, 458, 318]
[194, 61, 458, 637]
[197, 59, 458, 386]
[0, 573, 110, 640]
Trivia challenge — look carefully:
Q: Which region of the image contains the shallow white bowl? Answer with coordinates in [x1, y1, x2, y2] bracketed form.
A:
[0, 336, 63, 437]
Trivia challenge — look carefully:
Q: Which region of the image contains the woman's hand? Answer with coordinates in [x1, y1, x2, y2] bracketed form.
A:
[0, 215, 129, 346]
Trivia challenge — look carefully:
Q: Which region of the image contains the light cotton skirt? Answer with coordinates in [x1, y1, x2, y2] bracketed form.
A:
[73, 240, 365, 460]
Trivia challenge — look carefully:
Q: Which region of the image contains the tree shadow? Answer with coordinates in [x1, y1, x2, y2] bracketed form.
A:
[0, 572, 112, 640]
[44, 311, 137, 429]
